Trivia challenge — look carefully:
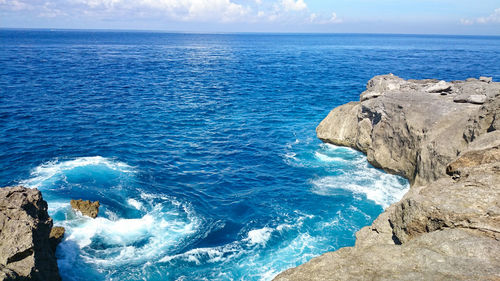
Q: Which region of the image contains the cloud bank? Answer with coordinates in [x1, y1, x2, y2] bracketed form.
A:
[0, 0, 342, 25]
[460, 8, 500, 25]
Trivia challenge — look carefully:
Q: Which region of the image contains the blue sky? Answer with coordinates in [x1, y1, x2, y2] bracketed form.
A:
[1, 0, 500, 34]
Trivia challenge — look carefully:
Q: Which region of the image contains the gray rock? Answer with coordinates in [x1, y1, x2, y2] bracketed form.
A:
[390, 159, 500, 244]
[274, 229, 500, 281]
[360, 74, 405, 101]
[466, 94, 487, 104]
[479, 76, 493, 83]
[274, 75, 500, 281]
[0, 186, 61, 281]
[453, 94, 470, 103]
[317, 74, 500, 186]
[426, 80, 452, 93]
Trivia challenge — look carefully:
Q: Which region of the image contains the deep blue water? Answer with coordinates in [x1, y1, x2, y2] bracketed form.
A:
[1, 30, 500, 281]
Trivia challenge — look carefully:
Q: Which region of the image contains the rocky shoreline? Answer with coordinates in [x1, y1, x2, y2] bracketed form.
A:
[0, 187, 100, 281]
[1, 75, 498, 280]
[0, 187, 62, 281]
[274, 75, 500, 280]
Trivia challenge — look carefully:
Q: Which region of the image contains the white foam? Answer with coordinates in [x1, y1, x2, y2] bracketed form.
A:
[127, 198, 143, 210]
[55, 194, 201, 271]
[311, 171, 408, 208]
[47, 201, 70, 213]
[246, 227, 273, 245]
[157, 213, 321, 281]
[310, 143, 409, 208]
[159, 242, 241, 265]
[314, 151, 347, 163]
[321, 143, 358, 154]
[21, 156, 134, 189]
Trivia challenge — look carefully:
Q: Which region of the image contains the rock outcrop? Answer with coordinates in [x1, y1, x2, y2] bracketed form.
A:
[49, 227, 65, 254]
[0, 186, 62, 281]
[274, 75, 500, 281]
[70, 199, 99, 218]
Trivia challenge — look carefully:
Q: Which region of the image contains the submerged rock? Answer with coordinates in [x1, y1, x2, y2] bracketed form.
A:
[70, 199, 100, 218]
[0, 186, 61, 281]
[274, 75, 500, 280]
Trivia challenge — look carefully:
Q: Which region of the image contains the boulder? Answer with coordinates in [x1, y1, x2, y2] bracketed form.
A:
[0, 186, 61, 281]
[359, 74, 405, 101]
[70, 199, 100, 218]
[479, 76, 493, 83]
[466, 94, 487, 104]
[426, 80, 452, 93]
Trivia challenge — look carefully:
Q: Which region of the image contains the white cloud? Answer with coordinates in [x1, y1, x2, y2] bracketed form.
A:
[328, 12, 341, 23]
[68, 0, 250, 22]
[0, 0, 344, 27]
[0, 0, 31, 11]
[477, 8, 500, 24]
[280, 0, 306, 11]
[460, 8, 500, 25]
[309, 11, 342, 24]
[460, 18, 473, 25]
[309, 12, 316, 22]
[38, 1, 67, 17]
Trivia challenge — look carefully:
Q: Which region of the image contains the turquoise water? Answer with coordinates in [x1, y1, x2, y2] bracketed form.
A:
[1, 30, 500, 280]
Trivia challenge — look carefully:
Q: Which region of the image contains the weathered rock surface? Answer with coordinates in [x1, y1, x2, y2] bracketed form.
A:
[316, 74, 500, 186]
[49, 227, 65, 254]
[275, 228, 500, 281]
[0, 186, 62, 281]
[70, 199, 100, 218]
[274, 75, 500, 281]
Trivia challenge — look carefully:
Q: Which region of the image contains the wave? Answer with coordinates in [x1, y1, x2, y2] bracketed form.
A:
[55, 193, 200, 266]
[157, 213, 320, 280]
[19, 149, 409, 280]
[245, 227, 273, 245]
[311, 144, 409, 208]
[314, 151, 348, 163]
[285, 142, 409, 208]
[21, 156, 202, 281]
[21, 156, 134, 190]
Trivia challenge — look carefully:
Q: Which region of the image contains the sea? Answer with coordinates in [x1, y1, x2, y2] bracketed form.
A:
[1, 30, 499, 281]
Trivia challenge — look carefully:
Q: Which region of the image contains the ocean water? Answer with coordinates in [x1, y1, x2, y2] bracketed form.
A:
[1, 30, 500, 280]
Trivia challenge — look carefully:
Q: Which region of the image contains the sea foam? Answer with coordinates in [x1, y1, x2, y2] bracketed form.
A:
[22, 156, 202, 280]
[311, 144, 409, 208]
[285, 143, 409, 208]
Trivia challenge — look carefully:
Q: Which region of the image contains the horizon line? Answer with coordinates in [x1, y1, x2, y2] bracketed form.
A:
[1, 27, 500, 38]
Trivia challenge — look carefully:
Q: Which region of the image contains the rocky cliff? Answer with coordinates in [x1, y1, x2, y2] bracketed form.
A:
[274, 75, 500, 280]
[0, 186, 62, 281]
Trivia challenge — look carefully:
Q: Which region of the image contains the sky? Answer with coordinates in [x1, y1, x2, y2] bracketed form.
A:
[1, 0, 500, 34]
